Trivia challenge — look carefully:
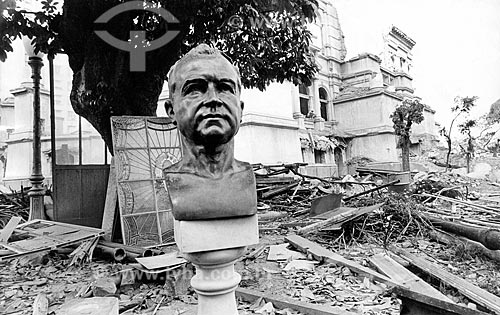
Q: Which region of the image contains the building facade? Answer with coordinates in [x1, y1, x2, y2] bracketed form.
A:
[233, 1, 438, 177]
[1, 0, 438, 188]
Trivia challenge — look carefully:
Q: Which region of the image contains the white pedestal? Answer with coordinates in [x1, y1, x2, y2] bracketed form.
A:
[175, 215, 259, 315]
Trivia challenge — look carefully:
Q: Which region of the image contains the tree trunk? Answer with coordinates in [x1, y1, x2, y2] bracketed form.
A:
[61, 0, 190, 154]
[466, 153, 471, 173]
[401, 136, 410, 172]
[445, 137, 452, 171]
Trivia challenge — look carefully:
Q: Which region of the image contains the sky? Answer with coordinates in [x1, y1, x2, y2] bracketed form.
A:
[333, 0, 500, 127]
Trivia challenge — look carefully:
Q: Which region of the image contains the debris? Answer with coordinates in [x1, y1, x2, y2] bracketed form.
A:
[99, 239, 163, 257]
[369, 253, 452, 302]
[255, 301, 275, 314]
[298, 203, 383, 235]
[32, 293, 49, 315]
[69, 237, 99, 266]
[391, 246, 500, 314]
[419, 193, 500, 215]
[91, 277, 118, 297]
[428, 229, 500, 263]
[236, 287, 356, 315]
[0, 216, 21, 242]
[94, 245, 126, 262]
[134, 252, 186, 270]
[0, 189, 30, 229]
[267, 243, 305, 261]
[244, 244, 267, 260]
[429, 217, 500, 250]
[0, 219, 104, 261]
[310, 193, 342, 216]
[393, 286, 490, 315]
[342, 180, 400, 202]
[261, 182, 301, 199]
[285, 234, 397, 286]
[56, 297, 119, 315]
[283, 259, 316, 271]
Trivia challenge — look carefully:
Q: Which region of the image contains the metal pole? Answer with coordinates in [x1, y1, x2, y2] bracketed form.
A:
[28, 56, 45, 220]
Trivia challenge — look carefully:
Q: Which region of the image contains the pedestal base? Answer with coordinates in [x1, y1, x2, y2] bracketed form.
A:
[185, 247, 245, 315]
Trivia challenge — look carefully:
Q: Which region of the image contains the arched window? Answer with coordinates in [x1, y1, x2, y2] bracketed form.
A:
[299, 84, 310, 116]
[319, 87, 328, 121]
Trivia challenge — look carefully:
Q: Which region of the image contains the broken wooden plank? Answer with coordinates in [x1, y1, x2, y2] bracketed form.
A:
[298, 203, 383, 235]
[310, 193, 342, 216]
[312, 207, 352, 220]
[369, 253, 453, 303]
[419, 193, 500, 216]
[135, 252, 186, 270]
[0, 216, 21, 243]
[261, 182, 300, 199]
[101, 158, 117, 241]
[391, 246, 500, 315]
[393, 286, 490, 315]
[236, 287, 356, 315]
[0, 220, 104, 261]
[285, 234, 398, 287]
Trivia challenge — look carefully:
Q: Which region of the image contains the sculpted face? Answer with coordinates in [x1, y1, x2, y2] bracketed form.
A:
[167, 56, 243, 147]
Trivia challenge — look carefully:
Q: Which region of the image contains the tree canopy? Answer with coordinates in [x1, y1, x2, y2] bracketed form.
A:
[390, 98, 424, 171]
[1, 0, 319, 152]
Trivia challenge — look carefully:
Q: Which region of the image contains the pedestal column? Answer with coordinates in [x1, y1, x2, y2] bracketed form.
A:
[185, 247, 245, 315]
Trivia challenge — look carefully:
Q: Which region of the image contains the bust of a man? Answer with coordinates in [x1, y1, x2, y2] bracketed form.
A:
[163, 44, 257, 221]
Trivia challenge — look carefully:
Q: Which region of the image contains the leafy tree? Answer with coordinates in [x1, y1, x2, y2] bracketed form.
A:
[390, 98, 424, 172]
[1, 0, 318, 152]
[439, 96, 478, 170]
[458, 119, 476, 173]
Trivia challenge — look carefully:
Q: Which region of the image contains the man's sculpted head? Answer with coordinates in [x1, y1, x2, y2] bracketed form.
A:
[165, 44, 244, 149]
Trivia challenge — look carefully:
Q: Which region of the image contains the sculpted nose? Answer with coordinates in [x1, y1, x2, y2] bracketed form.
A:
[205, 84, 222, 109]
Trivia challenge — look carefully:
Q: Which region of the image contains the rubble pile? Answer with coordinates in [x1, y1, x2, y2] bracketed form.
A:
[2, 163, 500, 314]
[0, 188, 29, 229]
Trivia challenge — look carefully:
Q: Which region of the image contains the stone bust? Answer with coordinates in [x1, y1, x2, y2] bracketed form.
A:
[163, 44, 257, 220]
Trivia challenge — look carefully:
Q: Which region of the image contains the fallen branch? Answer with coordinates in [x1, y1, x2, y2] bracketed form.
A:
[343, 180, 400, 202]
[429, 217, 500, 250]
[428, 229, 500, 263]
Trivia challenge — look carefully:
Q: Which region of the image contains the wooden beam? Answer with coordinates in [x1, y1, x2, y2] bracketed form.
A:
[391, 246, 500, 315]
[101, 159, 117, 241]
[0, 216, 22, 243]
[393, 286, 491, 315]
[298, 203, 383, 235]
[285, 234, 398, 287]
[236, 287, 356, 315]
[370, 253, 453, 302]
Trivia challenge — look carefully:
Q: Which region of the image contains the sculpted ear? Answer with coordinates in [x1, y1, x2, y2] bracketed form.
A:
[165, 99, 175, 118]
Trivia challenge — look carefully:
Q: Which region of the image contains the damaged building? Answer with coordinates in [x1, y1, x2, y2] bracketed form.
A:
[233, 0, 439, 177]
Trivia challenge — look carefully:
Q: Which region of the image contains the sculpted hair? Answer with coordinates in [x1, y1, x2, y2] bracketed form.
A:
[167, 44, 242, 97]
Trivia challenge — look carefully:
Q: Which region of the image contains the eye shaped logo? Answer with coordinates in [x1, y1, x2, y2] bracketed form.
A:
[94, 1, 180, 72]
